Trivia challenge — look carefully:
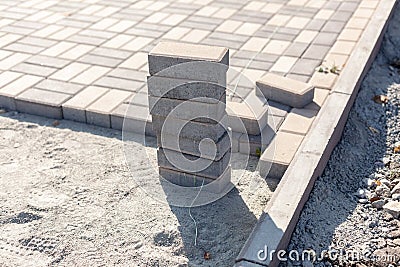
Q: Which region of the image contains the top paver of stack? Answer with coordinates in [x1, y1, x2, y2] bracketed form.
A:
[148, 42, 229, 82]
[256, 73, 315, 108]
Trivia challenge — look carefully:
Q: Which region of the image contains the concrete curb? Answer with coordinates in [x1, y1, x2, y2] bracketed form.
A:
[235, 0, 399, 266]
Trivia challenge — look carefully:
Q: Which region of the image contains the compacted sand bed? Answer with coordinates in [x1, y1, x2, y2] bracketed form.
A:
[0, 112, 276, 266]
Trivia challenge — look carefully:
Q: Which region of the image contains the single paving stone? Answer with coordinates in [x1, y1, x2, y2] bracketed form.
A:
[86, 89, 132, 128]
[259, 131, 304, 178]
[35, 79, 83, 95]
[279, 108, 318, 135]
[110, 103, 154, 136]
[148, 42, 229, 83]
[62, 86, 109, 122]
[157, 148, 231, 179]
[226, 92, 269, 135]
[152, 115, 226, 142]
[157, 131, 231, 161]
[148, 95, 226, 121]
[256, 73, 315, 108]
[15, 88, 72, 119]
[147, 75, 226, 103]
[158, 165, 231, 193]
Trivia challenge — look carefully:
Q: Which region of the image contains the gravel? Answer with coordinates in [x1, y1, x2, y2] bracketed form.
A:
[283, 5, 400, 267]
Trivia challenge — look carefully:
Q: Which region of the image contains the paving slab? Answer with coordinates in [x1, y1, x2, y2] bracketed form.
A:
[157, 148, 231, 179]
[256, 73, 315, 108]
[147, 75, 226, 103]
[152, 115, 226, 142]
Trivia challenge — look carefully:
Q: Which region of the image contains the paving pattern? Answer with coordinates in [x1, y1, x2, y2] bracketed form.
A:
[0, 0, 382, 177]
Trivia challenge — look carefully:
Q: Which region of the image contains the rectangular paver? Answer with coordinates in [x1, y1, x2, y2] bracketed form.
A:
[62, 86, 109, 122]
[15, 88, 72, 119]
[86, 89, 132, 127]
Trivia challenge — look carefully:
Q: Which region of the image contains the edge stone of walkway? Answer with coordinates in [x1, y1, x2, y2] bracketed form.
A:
[234, 0, 399, 266]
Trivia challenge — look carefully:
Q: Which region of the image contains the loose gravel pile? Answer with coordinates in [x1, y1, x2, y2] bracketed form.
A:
[284, 5, 400, 267]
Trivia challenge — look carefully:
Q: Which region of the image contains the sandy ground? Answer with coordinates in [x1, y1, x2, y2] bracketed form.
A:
[285, 4, 400, 267]
[0, 112, 277, 267]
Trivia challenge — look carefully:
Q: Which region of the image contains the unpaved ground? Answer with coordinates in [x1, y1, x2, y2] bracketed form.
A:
[284, 4, 400, 267]
[0, 111, 276, 267]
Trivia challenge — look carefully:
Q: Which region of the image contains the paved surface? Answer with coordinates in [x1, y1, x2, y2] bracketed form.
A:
[0, 0, 383, 177]
[0, 0, 374, 120]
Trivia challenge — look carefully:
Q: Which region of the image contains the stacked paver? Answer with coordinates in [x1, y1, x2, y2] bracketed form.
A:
[147, 42, 231, 188]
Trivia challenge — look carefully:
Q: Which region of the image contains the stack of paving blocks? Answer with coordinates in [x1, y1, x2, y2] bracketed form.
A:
[147, 42, 231, 188]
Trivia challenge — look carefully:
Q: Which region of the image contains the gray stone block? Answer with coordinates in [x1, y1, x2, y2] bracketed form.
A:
[0, 95, 16, 110]
[152, 115, 227, 142]
[233, 261, 266, 267]
[63, 106, 86, 122]
[14, 88, 71, 119]
[148, 95, 226, 122]
[147, 75, 226, 103]
[158, 165, 231, 193]
[148, 42, 229, 83]
[86, 111, 111, 128]
[239, 124, 276, 156]
[157, 131, 231, 161]
[256, 73, 315, 108]
[226, 92, 269, 135]
[15, 100, 63, 119]
[111, 103, 155, 136]
[157, 148, 231, 179]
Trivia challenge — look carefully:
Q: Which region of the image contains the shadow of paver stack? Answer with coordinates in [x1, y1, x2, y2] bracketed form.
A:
[147, 42, 231, 190]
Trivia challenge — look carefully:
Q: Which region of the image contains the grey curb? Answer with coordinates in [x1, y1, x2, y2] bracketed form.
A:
[235, 0, 399, 266]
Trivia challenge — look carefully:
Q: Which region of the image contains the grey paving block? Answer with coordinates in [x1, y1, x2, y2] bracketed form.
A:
[35, 79, 84, 95]
[111, 103, 154, 136]
[5, 42, 44, 54]
[313, 32, 339, 46]
[62, 86, 109, 123]
[148, 42, 229, 82]
[86, 89, 132, 128]
[148, 95, 226, 122]
[202, 37, 244, 50]
[67, 34, 106, 46]
[157, 131, 231, 161]
[283, 42, 309, 57]
[290, 58, 320, 76]
[305, 19, 326, 31]
[86, 110, 111, 128]
[256, 73, 314, 108]
[15, 88, 72, 119]
[331, 11, 353, 22]
[302, 44, 331, 60]
[158, 165, 231, 193]
[259, 131, 304, 179]
[226, 93, 269, 135]
[152, 115, 227, 142]
[322, 20, 346, 33]
[157, 148, 231, 179]
[25, 55, 70, 69]
[147, 76, 226, 103]
[78, 54, 123, 68]
[95, 76, 143, 92]
[12, 63, 57, 77]
[0, 95, 16, 110]
[239, 124, 275, 156]
[108, 68, 146, 82]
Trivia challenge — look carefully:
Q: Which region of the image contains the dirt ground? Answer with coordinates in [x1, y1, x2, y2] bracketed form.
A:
[0, 112, 277, 267]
